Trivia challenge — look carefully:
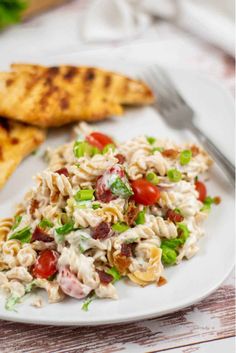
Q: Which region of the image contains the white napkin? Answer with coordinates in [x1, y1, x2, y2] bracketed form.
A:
[82, 0, 235, 56]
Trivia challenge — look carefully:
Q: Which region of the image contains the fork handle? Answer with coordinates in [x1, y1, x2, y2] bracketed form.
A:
[188, 123, 235, 187]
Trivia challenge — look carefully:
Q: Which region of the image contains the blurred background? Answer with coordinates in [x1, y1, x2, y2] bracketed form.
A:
[0, 0, 234, 89]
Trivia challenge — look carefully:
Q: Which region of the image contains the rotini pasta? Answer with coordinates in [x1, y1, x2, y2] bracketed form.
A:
[0, 122, 218, 311]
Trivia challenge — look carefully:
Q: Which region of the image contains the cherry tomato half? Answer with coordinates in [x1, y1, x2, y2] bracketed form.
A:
[131, 179, 160, 206]
[86, 132, 114, 151]
[32, 250, 58, 279]
[195, 180, 207, 202]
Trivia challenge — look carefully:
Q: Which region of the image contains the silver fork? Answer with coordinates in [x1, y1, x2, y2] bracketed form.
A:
[141, 66, 235, 186]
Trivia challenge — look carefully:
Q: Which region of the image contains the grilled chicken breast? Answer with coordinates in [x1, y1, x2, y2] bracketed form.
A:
[0, 64, 155, 128]
[0, 118, 45, 189]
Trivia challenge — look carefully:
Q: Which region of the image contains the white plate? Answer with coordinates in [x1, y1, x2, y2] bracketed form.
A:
[0, 54, 234, 326]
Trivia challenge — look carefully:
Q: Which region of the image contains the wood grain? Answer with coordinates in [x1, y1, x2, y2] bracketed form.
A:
[0, 272, 234, 353]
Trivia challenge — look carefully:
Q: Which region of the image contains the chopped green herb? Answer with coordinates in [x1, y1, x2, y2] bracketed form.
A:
[38, 219, 53, 229]
[174, 208, 182, 214]
[75, 189, 94, 202]
[161, 245, 177, 265]
[180, 150, 192, 165]
[152, 147, 164, 153]
[25, 280, 37, 293]
[102, 144, 115, 154]
[56, 221, 74, 235]
[110, 177, 133, 198]
[146, 172, 159, 185]
[112, 222, 129, 233]
[5, 294, 21, 311]
[81, 294, 95, 312]
[106, 266, 121, 282]
[135, 210, 146, 225]
[92, 203, 101, 210]
[146, 136, 156, 145]
[11, 215, 22, 231]
[9, 226, 31, 243]
[167, 169, 182, 182]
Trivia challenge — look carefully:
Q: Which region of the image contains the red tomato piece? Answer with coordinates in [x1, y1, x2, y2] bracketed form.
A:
[86, 132, 114, 150]
[195, 180, 207, 202]
[131, 179, 160, 206]
[32, 250, 58, 279]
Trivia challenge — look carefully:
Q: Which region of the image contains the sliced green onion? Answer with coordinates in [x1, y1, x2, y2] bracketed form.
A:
[135, 210, 146, 225]
[203, 196, 214, 206]
[146, 136, 156, 145]
[167, 169, 182, 182]
[73, 141, 100, 158]
[180, 150, 192, 165]
[11, 215, 22, 231]
[9, 226, 31, 243]
[75, 189, 94, 202]
[112, 222, 129, 233]
[92, 203, 101, 210]
[161, 245, 177, 265]
[152, 147, 164, 153]
[56, 221, 74, 235]
[38, 219, 53, 229]
[161, 238, 183, 249]
[110, 177, 133, 198]
[102, 144, 115, 154]
[106, 266, 121, 282]
[174, 208, 182, 214]
[146, 172, 159, 185]
[177, 223, 190, 242]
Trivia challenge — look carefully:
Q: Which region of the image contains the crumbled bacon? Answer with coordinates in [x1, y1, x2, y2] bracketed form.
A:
[113, 254, 131, 274]
[31, 227, 53, 243]
[115, 154, 126, 164]
[29, 199, 39, 215]
[92, 222, 112, 240]
[190, 145, 200, 157]
[157, 276, 167, 287]
[124, 201, 139, 226]
[213, 196, 221, 205]
[162, 149, 179, 158]
[120, 243, 133, 257]
[97, 270, 113, 285]
[55, 167, 69, 177]
[166, 209, 184, 223]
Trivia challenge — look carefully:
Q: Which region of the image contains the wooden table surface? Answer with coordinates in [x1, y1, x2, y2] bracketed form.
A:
[0, 271, 234, 353]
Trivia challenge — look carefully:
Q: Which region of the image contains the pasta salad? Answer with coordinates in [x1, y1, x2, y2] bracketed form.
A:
[0, 122, 220, 311]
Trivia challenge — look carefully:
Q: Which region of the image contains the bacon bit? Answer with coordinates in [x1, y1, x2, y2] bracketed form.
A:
[115, 154, 126, 164]
[55, 167, 69, 177]
[97, 270, 113, 285]
[92, 222, 112, 240]
[120, 243, 132, 257]
[29, 199, 39, 215]
[213, 196, 221, 205]
[166, 209, 184, 223]
[190, 145, 200, 157]
[113, 254, 131, 275]
[31, 227, 53, 243]
[162, 149, 179, 158]
[157, 276, 167, 287]
[124, 201, 139, 226]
